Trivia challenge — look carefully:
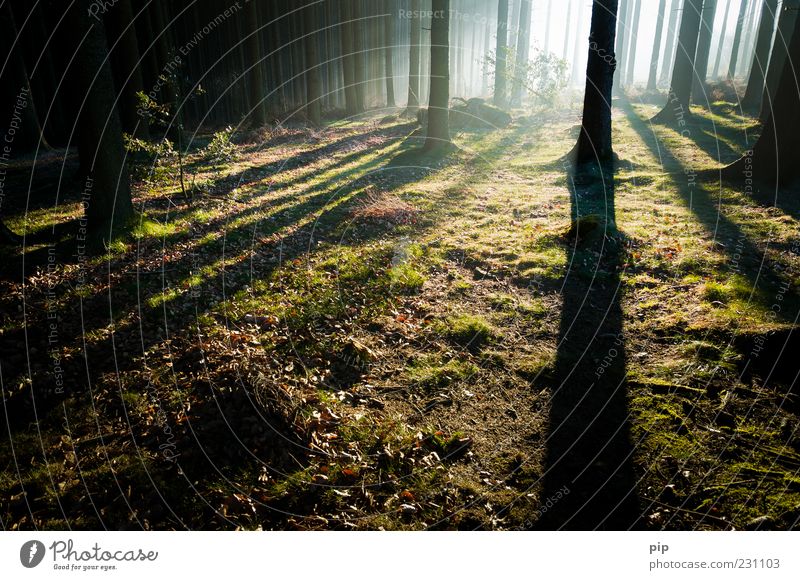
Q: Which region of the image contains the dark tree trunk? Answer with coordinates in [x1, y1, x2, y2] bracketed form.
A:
[384, 0, 396, 108]
[659, 0, 681, 86]
[341, 1, 359, 116]
[725, 10, 800, 185]
[68, 0, 134, 238]
[425, 0, 450, 150]
[511, 0, 532, 105]
[407, 0, 422, 112]
[574, 0, 620, 164]
[647, 0, 668, 91]
[760, 2, 799, 120]
[711, 0, 733, 78]
[613, 0, 631, 94]
[742, 0, 780, 110]
[104, 0, 149, 139]
[0, 3, 50, 151]
[494, 0, 510, 107]
[625, 0, 642, 86]
[245, 0, 267, 126]
[691, 0, 718, 104]
[726, 0, 750, 78]
[305, 2, 323, 125]
[653, 0, 704, 124]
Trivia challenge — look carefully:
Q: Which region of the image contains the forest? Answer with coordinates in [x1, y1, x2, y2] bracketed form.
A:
[0, 0, 799, 531]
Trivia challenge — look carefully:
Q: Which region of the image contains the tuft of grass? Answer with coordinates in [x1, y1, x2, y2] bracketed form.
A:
[435, 313, 496, 350]
[408, 356, 478, 391]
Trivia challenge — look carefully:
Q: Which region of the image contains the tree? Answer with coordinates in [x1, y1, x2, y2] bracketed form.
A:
[613, 0, 632, 94]
[573, 0, 620, 165]
[647, 0, 668, 91]
[625, 0, 642, 86]
[494, 0, 510, 107]
[659, 0, 682, 86]
[724, 10, 800, 185]
[710, 0, 732, 78]
[68, 0, 134, 238]
[742, 0, 780, 111]
[511, 0, 532, 105]
[424, 0, 450, 150]
[305, 2, 323, 125]
[652, 0, 704, 124]
[245, 0, 267, 126]
[407, 0, 422, 113]
[691, 0, 718, 104]
[571, 0, 587, 85]
[384, 0, 396, 108]
[760, 2, 799, 120]
[726, 0, 750, 78]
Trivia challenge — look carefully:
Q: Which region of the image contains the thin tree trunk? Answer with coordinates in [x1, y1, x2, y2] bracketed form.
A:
[407, 0, 422, 112]
[425, 0, 451, 150]
[571, 0, 587, 85]
[653, 0, 704, 123]
[384, 0, 396, 108]
[625, 0, 642, 85]
[742, 0, 779, 110]
[613, 0, 631, 93]
[760, 2, 798, 119]
[494, 0, 510, 107]
[305, 2, 322, 125]
[659, 0, 682, 86]
[725, 9, 800, 185]
[647, 0, 668, 91]
[511, 0, 532, 105]
[727, 0, 750, 78]
[544, 0, 553, 53]
[712, 0, 733, 78]
[563, 0, 574, 61]
[691, 0, 719, 104]
[574, 0, 620, 164]
[68, 0, 134, 238]
[245, 0, 267, 126]
[739, 0, 760, 77]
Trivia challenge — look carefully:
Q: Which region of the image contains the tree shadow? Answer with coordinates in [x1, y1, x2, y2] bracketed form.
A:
[536, 163, 642, 530]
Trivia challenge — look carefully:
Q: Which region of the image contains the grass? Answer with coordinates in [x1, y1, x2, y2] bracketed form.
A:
[2, 97, 799, 531]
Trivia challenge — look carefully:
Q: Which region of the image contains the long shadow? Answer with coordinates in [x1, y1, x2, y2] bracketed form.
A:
[622, 100, 800, 326]
[537, 165, 642, 530]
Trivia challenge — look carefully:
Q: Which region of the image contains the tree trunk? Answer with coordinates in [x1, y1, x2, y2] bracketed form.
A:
[494, 0, 510, 107]
[563, 0, 574, 61]
[407, 0, 422, 112]
[353, 0, 367, 112]
[425, 0, 450, 150]
[760, 2, 799, 120]
[691, 0, 718, 104]
[305, 2, 322, 125]
[653, 0, 704, 123]
[68, 0, 134, 238]
[726, 9, 800, 185]
[726, 0, 750, 78]
[613, 0, 631, 94]
[659, 0, 682, 86]
[384, 0, 396, 108]
[245, 0, 267, 126]
[574, 0, 620, 164]
[739, 0, 760, 78]
[544, 0, 553, 53]
[511, 0, 532, 105]
[571, 0, 587, 85]
[625, 0, 642, 85]
[647, 0, 668, 91]
[742, 0, 780, 110]
[711, 0, 733, 78]
[0, 3, 50, 151]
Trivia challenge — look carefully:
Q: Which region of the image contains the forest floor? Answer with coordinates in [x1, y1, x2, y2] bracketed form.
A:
[2, 94, 800, 530]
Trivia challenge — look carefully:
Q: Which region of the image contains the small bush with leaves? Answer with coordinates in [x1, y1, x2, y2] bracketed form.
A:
[203, 126, 238, 164]
[123, 134, 177, 185]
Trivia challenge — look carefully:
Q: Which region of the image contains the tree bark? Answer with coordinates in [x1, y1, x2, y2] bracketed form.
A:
[711, 0, 733, 78]
[425, 0, 450, 150]
[760, 1, 799, 120]
[725, 9, 800, 185]
[494, 0, 510, 107]
[726, 0, 750, 78]
[742, 0, 780, 110]
[511, 0, 532, 105]
[68, 0, 134, 238]
[647, 0, 668, 91]
[653, 0, 704, 123]
[659, 0, 682, 86]
[691, 0, 718, 104]
[574, 0, 620, 164]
